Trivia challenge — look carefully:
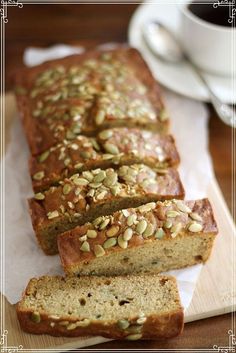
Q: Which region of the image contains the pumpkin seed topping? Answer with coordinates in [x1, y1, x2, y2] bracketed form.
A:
[86, 230, 97, 239]
[94, 244, 105, 257]
[95, 110, 105, 125]
[155, 228, 165, 239]
[47, 210, 59, 219]
[80, 241, 90, 252]
[63, 184, 72, 195]
[166, 210, 180, 218]
[31, 311, 41, 323]
[190, 212, 202, 222]
[171, 222, 182, 237]
[188, 222, 203, 233]
[99, 218, 110, 230]
[117, 319, 130, 330]
[118, 235, 128, 249]
[123, 228, 133, 241]
[75, 163, 83, 170]
[136, 317, 147, 325]
[34, 192, 45, 200]
[127, 214, 137, 226]
[175, 201, 191, 213]
[106, 225, 120, 237]
[38, 151, 49, 163]
[103, 237, 117, 249]
[143, 223, 154, 237]
[104, 143, 119, 155]
[33, 171, 45, 181]
[136, 219, 147, 235]
[126, 333, 142, 340]
[67, 323, 77, 330]
[93, 171, 106, 183]
[73, 177, 89, 186]
[99, 129, 113, 140]
[164, 220, 172, 229]
[138, 202, 156, 213]
[76, 319, 90, 327]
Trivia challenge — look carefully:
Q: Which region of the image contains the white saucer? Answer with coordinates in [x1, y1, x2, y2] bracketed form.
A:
[128, 1, 235, 103]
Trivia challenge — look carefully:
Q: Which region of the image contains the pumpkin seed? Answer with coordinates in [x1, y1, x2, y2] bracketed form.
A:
[95, 110, 105, 125]
[164, 220, 172, 229]
[79, 235, 87, 242]
[76, 319, 90, 327]
[110, 185, 120, 195]
[143, 223, 154, 237]
[93, 217, 103, 227]
[188, 222, 203, 233]
[38, 151, 49, 163]
[31, 312, 41, 323]
[34, 192, 45, 200]
[47, 210, 59, 219]
[80, 241, 90, 252]
[63, 184, 72, 195]
[103, 237, 117, 249]
[123, 228, 133, 241]
[136, 317, 146, 325]
[126, 334, 142, 340]
[86, 230, 97, 239]
[33, 171, 45, 181]
[136, 219, 147, 234]
[82, 171, 94, 181]
[104, 143, 119, 155]
[176, 201, 191, 213]
[118, 235, 128, 249]
[127, 214, 137, 226]
[80, 151, 92, 159]
[73, 177, 89, 186]
[166, 210, 180, 218]
[67, 323, 77, 330]
[75, 163, 83, 169]
[171, 222, 182, 234]
[106, 225, 119, 237]
[138, 202, 156, 213]
[93, 171, 106, 183]
[190, 212, 202, 222]
[96, 190, 107, 200]
[155, 228, 165, 239]
[117, 319, 130, 330]
[89, 182, 102, 189]
[94, 244, 105, 257]
[99, 129, 113, 140]
[99, 218, 110, 230]
[103, 172, 118, 187]
[127, 325, 142, 334]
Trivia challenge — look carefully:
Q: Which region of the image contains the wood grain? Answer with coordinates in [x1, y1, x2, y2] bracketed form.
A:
[4, 3, 234, 350]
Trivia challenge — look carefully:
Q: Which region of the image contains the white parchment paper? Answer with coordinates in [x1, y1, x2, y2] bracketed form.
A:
[3, 45, 214, 307]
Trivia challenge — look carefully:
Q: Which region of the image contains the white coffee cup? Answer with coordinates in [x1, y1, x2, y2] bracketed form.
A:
[178, 0, 236, 76]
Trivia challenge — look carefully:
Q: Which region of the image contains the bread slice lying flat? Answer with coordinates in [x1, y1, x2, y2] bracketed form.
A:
[29, 164, 184, 255]
[58, 198, 218, 276]
[17, 274, 184, 339]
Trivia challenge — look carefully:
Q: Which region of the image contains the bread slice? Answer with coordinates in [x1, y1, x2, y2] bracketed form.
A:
[30, 128, 180, 192]
[13, 47, 169, 155]
[16, 274, 184, 339]
[29, 165, 185, 255]
[58, 199, 218, 276]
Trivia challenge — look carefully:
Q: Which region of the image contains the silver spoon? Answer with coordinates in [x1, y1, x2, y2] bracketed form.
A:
[143, 21, 235, 127]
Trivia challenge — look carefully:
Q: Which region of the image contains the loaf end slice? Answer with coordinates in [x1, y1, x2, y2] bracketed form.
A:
[58, 198, 218, 276]
[17, 274, 184, 339]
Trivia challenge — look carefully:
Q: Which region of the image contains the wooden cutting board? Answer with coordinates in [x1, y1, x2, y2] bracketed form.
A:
[2, 93, 235, 351]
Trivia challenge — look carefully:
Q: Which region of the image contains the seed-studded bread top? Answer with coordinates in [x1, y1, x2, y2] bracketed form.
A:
[14, 47, 169, 155]
[30, 128, 180, 192]
[58, 199, 218, 268]
[17, 274, 182, 321]
[29, 165, 184, 232]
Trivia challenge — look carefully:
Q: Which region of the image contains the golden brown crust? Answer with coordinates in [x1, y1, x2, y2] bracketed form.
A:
[29, 165, 185, 255]
[13, 47, 169, 155]
[57, 198, 218, 275]
[30, 129, 180, 192]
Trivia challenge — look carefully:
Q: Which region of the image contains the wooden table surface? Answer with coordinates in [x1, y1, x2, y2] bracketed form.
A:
[5, 3, 234, 351]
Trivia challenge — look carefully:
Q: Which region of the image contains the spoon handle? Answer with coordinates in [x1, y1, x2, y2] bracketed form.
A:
[188, 60, 235, 127]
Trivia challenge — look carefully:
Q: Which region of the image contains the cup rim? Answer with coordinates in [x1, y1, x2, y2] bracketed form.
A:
[178, 0, 235, 33]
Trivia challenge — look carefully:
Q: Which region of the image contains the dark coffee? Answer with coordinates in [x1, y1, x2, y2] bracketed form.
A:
[188, 1, 233, 27]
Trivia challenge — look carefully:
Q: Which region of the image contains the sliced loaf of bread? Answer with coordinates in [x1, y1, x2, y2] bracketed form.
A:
[17, 274, 184, 339]
[29, 164, 184, 255]
[58, 199, 218, 276]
